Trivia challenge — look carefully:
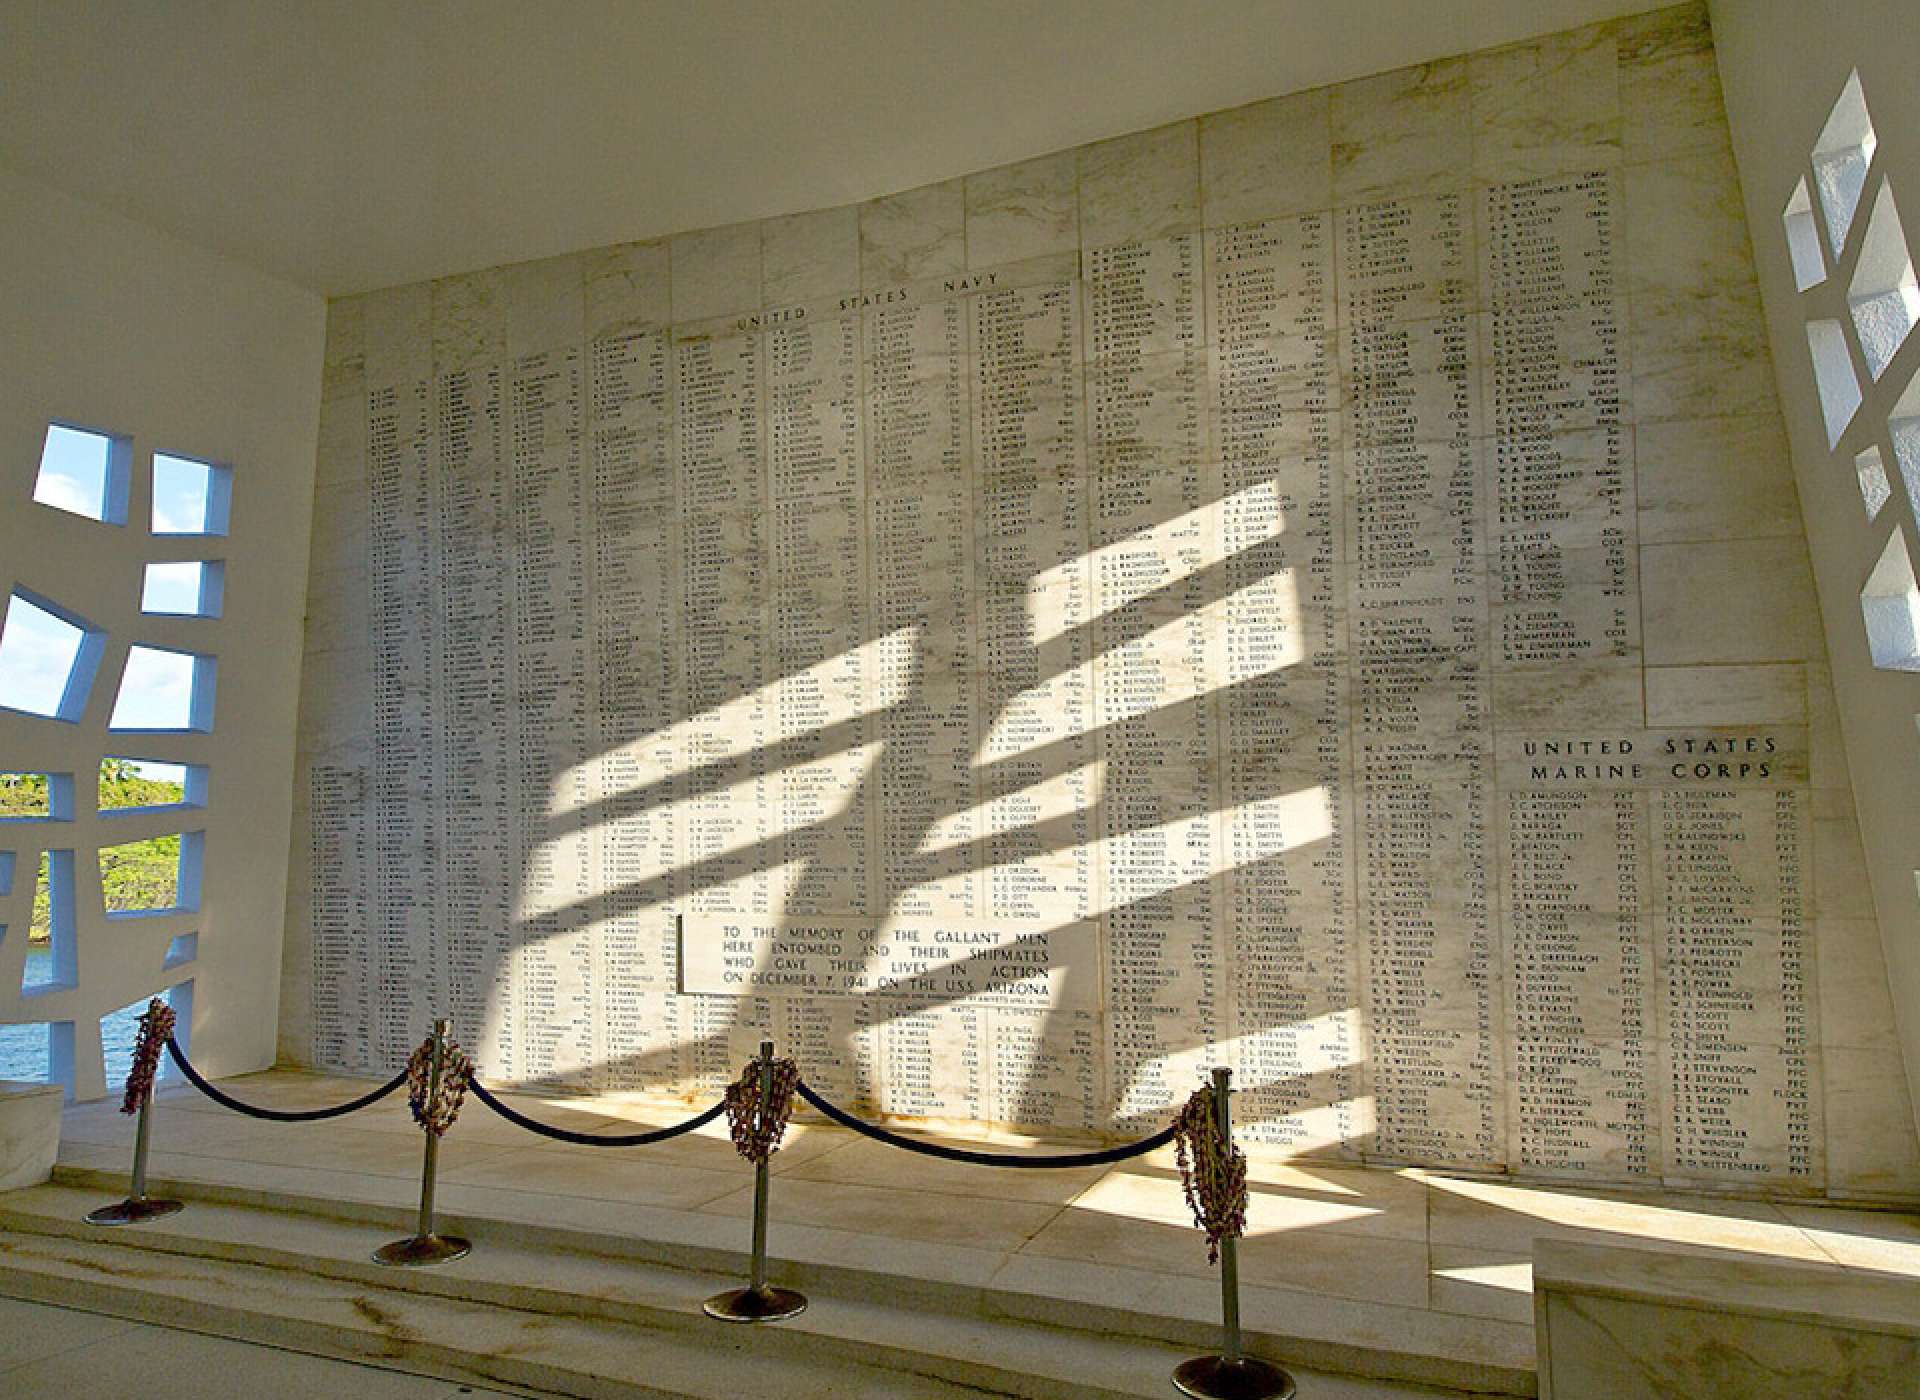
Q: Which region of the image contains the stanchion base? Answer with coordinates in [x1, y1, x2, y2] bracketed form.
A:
[1172, 1354, 1296, 1400]
[83, 1196, 184, 1227]
[702, 1284, 808, 1323]
[372, 1233, 471, 1268]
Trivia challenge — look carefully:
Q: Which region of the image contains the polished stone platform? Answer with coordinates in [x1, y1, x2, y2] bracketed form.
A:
[13, 1068, 1920, 1398]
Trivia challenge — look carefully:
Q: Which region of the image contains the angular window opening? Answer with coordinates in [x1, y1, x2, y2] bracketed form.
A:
[140, 560, 224, 618]
[1857, 445, 1894, 520]
[1806, 319, 1865, 447]
[1813, 70, 1878, 253]
[151, 453, 232, 536]
[0, 591, 105, 721]
[0, 772, 74, 822]
[1847, 180, 1919, 380]
[0, 851, 13, 896]
[163, 931, 198, 970]
[109, 645, 216, 732]
[1785, 178, 1827, 291]
[0, 1018, 53, 1085]
[1861, 527, 1920, 671]
[32, 423, 128, 524]
[22, 850, 77, 995]
[1891, 369, 1920, 517]
[100, 829, 200, 918]
[101, 981, 191, 1095]
[99, 757, 206, 815]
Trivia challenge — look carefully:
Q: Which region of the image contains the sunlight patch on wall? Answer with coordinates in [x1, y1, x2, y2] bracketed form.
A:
[916, 761, 1105, 858]
[1028, 482, 1286, 644]
[982, 570, 1303, 761]
[551, 627, 916, 815]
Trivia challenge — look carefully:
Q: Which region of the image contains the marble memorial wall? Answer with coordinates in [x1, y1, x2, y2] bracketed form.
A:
[285, 5, 1920, 1198]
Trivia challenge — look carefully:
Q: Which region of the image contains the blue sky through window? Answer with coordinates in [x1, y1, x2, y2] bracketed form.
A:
[110, 646, 202, 730]
[0, 594, 85, 717]
[32, 425, 113, 521]
[152, 454, 216, 534]
[142, 562, 206, 614]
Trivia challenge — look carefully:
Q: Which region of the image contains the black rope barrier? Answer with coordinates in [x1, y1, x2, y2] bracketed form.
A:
[467, 1077, 728, 1146]
[795, 1080, 1178, 1168]
[163, 1031, 1179, 1166]
[165, 1037, 408, 1121]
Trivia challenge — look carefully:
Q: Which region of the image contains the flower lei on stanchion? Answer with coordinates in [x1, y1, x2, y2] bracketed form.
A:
[1173, 1083, 1248, 1265]
[405, 1031, 473, 1137]
[119, 999, 175, 1116]
[723, 1054, 800, 1163]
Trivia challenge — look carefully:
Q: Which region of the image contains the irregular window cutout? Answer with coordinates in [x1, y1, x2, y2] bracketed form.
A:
[110, 646, 215, 732]
[1861, 527, 1920, 671]
[1806, 318, 1864, 447]
[141, 561, 224, 618]
[1784, 178, 1826, 291]
[32, 423, 125, 523]
[1847, 180, 1919, 380]
[1813, 70, 1877, 252]
[1856, 445, 1893, 520]
[0, 592, 100, 721]
[151, 453, 231, 536]
[99, 757, 202, 814]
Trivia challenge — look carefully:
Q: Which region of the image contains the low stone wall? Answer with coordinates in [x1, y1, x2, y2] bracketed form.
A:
[0, 1079, 62, 1191]
[1536, 1236, 1920, 1397]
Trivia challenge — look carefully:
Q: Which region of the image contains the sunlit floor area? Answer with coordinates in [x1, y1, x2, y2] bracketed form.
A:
[8, 1066, 1913, 1397]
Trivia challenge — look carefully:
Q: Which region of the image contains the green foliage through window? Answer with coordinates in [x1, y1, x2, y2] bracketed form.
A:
[1, 762, 186, 940]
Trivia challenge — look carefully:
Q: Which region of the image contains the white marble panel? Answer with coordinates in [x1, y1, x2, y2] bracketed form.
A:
[860, 179, 966, 286]
[966, 151, 1078, 269]
[1615, 2, 1729, 164]
[1636, 413, 1800, 544]
[762, 204, 859, 304]
[503, 253, 585, 359]
[1630, 283, 1777, 425]
[1079, 121, 1199, 249]
[1645, 663, 1806, 726]
[1641, 539, 1819, 664]
[431, 266, 506, 374]
[0, 1081, 62, 1191]
[1331, 57, 1472, 205]
[1469, 21, 1622, 185]
[361, 281, 430, 387]
[583, 240, 670, 336]
[1199, 91, 1331, 229]
[670, 220, 761, 322]
[1624, 147, 1759, 302]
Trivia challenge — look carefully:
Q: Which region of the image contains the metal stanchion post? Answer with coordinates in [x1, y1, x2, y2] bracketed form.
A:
[1173, 1067, 1294, 1400]
[374, 1018, 471, 1267]
[85, 1082, 184, 1226]
[704, 1038, 807, 1322]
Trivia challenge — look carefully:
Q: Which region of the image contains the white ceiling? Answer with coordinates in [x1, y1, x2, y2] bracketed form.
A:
[0, 0, 1663, 297]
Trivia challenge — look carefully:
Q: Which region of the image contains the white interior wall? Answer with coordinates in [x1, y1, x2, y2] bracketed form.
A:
[0, 165, 326, 1096]
[1712, 0, 1920, 1142]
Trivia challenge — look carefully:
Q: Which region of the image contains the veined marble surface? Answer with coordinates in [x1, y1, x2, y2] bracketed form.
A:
[0, 1078, 61, 1193]
[286, 1, 1920, 1201]
[1536, 1237, 1920, 1397]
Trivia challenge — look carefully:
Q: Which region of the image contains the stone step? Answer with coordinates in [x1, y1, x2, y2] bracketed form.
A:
[0, 1215, 1003, 1400]
[18, 1168, 1535, 1397]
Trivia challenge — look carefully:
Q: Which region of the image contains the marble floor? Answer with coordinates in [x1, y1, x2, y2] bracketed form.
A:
[0, 1295, 531, 1399]
[43, 1068, 1920, 1384]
